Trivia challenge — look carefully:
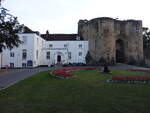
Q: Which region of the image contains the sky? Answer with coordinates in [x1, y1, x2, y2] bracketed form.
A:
[2, 0, 150, 34]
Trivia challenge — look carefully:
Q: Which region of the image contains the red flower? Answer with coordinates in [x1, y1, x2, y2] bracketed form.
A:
[52, 67, 101, 78]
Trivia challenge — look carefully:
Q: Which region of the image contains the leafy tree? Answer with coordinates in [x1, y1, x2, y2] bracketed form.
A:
[143, 28, 150, 50]
[0, 1, 23, 52]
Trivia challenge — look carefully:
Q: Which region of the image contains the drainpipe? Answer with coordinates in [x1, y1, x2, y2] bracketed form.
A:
[0, 53, 2, 69]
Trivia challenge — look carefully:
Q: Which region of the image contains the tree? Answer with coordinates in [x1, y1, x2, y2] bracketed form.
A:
[143, 28, 150, 50]
[85, 51, 94, 65]
[0, 1, 23, 52]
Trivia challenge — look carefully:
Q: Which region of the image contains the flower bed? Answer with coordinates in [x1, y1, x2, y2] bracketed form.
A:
[52, 69, 74, 79]
[51, 67, 101, 79]
[107, 75, 150, 84]
[128, 69, 150, 73]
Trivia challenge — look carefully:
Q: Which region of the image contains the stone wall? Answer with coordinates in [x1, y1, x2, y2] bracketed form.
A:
[78, 17, 144, 65]
[145, 59, 150, 66]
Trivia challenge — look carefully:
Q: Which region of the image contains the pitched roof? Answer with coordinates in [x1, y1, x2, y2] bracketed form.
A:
[41, 34, 83, 41]
[23, 26, 35, 33]
[23, 26, 40, 35]
[22, 27, 82, 41]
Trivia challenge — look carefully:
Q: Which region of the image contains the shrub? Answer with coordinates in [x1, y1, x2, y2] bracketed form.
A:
[85, 51, 94, 65]
[128, 56, 137, 65]
[98, 57, 107, 65]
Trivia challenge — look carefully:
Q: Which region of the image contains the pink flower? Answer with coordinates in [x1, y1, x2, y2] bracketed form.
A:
[52, 67, 101, 78]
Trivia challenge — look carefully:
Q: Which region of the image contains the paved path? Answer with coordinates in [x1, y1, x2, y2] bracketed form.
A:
[110, 63, 150, 70]
[0, 67, 49, 90]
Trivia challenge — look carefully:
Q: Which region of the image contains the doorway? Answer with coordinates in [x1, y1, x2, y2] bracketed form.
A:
[57, 55, 61, 63]
[27, 60, 33, 67]
[116, 39, 125, 63]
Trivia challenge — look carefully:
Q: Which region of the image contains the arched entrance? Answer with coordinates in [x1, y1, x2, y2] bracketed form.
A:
[57, 55, 61, 63]
[116, 39, 125, 63]
[55, 51, 65, 64]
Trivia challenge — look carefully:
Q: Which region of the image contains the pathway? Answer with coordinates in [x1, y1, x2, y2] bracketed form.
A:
[110, 63, 150, 70]
[0, 67, 49, 90]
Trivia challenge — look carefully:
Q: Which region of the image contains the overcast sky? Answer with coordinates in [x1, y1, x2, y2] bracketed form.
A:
[2, 0, 150, 34]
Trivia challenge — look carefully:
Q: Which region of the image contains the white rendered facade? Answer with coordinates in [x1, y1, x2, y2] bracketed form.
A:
[42, 41, 88, 66]
[2, 33, 44, 68]
[1, 33, 88, 68]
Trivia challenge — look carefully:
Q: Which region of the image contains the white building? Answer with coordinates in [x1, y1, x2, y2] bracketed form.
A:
[1, 27, 88, 68]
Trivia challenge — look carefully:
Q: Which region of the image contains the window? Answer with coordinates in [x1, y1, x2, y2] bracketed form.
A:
[76, 36, 80, 40]
[10, 52, 14, 57]
[79, 44, 82, 48]
[10, 63, 14, 68]
[68, 52, 71, 59]
[64, 44, 67, 48]
[133, 23, 139, 31]
[22, 36, 27, 44]
[22, 63, 26, 68]
[49, 44, 53, 48]
[137, 55, 140, 60]
[46, 51, 50, 59]
[79, 52, 82, 56]
[22, 49, 27, 60]
[36, 50, 38, 59]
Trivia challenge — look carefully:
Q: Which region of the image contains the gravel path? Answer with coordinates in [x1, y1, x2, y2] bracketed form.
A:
[109, 63, 150, 70]
[0, 67, 50, 90]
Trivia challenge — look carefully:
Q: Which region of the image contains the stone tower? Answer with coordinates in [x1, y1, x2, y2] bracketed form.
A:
[78, 17, 143, 65]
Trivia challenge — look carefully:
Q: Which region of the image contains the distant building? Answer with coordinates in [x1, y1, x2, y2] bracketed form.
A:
[1, 27, 88, 68]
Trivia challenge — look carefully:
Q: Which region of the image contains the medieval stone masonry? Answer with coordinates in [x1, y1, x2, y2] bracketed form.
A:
[78, 17, 143, 65]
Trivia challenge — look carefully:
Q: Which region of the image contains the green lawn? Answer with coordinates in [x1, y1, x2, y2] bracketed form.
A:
[0, 69, 150, 113]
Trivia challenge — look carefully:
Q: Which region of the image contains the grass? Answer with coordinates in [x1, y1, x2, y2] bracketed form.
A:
[140, 65, 150, 68]
[0, 69, 150, 113]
